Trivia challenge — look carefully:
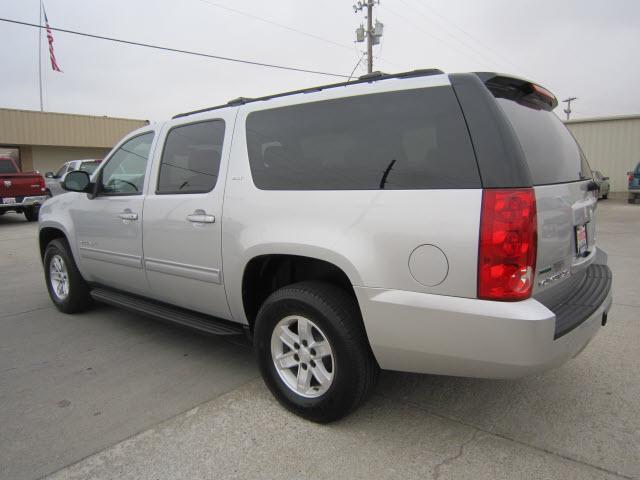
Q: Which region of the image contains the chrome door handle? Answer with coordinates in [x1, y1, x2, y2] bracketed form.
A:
[118, 211, 138, 221]
[187, 209, 215, 224]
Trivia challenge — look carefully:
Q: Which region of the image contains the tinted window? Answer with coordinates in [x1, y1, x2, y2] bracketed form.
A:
[101, 132, 154, 195]
[497, 99, 591, 185]
[54, 164, 67, 178]
[80, 161, 100, 174]
[246, 87, 480, 190]
[157, 120, 225, 194]
[0, 159, 16, 173]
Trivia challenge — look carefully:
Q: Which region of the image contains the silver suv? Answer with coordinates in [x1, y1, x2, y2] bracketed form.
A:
[38, 70, 613, 422]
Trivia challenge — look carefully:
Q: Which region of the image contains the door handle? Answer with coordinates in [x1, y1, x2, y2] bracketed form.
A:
[187, 209, 215, 224]
[118, 211, 138, 221]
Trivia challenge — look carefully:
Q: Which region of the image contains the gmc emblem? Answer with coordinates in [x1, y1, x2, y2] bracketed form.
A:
[3, 180, 11, 188]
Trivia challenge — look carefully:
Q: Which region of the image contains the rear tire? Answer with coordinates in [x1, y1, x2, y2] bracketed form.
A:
[44, 238, 93, 313]
[24, 206, 40, 222]
[602, 193, 608, 200]
[254, 281, 379, 423]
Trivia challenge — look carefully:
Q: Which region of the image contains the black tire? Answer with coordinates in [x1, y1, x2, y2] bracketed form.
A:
[44, 238, 93, 313]
[24, 206, 39, 222]
[254, 281, 379, 423]
[602, 194, 608, 200]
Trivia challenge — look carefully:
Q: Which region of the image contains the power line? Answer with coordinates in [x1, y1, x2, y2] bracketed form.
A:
[0, 17, 349, 78]
[194, 0, 356, 53]
[378, 4, 483, 66]
[400, 0, 531, 75]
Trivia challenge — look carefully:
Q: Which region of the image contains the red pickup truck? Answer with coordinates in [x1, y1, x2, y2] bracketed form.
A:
[0, 156, 49, 221]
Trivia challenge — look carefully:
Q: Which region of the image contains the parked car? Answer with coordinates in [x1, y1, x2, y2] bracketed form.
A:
[592, 170, 610, 199]
[0, 156, 48, 221]
[45, 159, 102, 196]
[38, 70, 613, 422]
[628, 162, 640, 203]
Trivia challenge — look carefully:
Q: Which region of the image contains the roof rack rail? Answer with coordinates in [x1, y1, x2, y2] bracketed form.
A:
[172, 68, 444, 119]
[227, 97, 254, 106]
[358, 70, 386, 80]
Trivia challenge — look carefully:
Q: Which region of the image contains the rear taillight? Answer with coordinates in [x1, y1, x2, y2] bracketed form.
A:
[478, 188, 537, 301]
[630, 173, 635, 183]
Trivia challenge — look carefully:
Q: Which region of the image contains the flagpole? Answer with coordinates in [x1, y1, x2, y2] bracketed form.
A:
[38, 0, 43, 111]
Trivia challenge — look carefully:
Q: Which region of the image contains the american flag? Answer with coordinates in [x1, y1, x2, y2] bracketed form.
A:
[43, 4, 62, 72]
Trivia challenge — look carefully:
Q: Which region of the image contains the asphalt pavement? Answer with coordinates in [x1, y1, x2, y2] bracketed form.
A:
[0, 198, 638, 480]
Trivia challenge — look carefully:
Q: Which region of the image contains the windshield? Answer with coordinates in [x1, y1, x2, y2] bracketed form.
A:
[80, 161, 100, 174]
[497, 98, 592, 185]
[0, 159, 17, 174]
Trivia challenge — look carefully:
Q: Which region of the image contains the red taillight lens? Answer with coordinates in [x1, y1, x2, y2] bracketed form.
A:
[630, 173, 635, 183]
[478, 188, 537, 301]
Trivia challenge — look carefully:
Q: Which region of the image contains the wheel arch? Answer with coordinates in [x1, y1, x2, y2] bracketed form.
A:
[241, 253, 361, 331]
[39, 226, 69, 261]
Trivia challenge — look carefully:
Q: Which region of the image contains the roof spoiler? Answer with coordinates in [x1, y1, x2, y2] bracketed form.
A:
[474, 72, 558, 111]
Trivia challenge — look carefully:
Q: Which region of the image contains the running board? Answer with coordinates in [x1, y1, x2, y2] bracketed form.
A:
[90, 287, 244, 336]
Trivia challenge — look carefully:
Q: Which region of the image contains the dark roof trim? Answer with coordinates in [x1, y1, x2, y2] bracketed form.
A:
[172, 68, 444, 119]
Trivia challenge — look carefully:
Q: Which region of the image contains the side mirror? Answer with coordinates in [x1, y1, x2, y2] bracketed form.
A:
[603, 176, 610, 181]
[62, 170, 92, 193]
[45, 172, 54, 178]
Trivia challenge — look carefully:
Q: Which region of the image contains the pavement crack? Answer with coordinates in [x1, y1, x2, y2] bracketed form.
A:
[432, 429, 480, 480]
[377, 393, 636, 480]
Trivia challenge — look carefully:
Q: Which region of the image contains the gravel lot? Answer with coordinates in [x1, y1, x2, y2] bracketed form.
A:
[1, 198, 638, 480]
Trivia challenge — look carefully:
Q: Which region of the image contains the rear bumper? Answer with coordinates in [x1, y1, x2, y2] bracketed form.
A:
[355, 267, 612, 379]
[0, 195, 49, 210]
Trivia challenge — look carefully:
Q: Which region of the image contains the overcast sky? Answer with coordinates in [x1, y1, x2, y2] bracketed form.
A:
[0, 0, 638, 122]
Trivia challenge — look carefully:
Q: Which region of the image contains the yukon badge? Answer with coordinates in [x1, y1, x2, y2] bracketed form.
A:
[538, 269, 570, 287]
[3, 180, 11, 188]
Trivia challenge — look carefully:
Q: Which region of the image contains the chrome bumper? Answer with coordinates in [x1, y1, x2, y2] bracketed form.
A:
[0, 195, 50, 208]
[355, 285, 612, 379]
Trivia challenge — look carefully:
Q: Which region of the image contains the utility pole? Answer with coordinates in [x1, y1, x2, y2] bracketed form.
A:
[563, 97, 577, 120]
[353, 1, 383, 74]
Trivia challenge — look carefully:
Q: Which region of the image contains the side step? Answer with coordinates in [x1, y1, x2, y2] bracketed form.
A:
[90, 287, 245, 336]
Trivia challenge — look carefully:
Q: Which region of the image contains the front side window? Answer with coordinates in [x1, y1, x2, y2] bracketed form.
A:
[100, 132, 154, 195]
[157, 120, 225, 194]
[245, 87, 480, 190]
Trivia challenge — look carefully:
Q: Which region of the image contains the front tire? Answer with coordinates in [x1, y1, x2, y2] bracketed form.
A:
[254, 281, 379, 423]
[44, 238, 93, 313]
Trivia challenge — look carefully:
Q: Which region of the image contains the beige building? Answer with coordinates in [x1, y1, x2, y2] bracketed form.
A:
[0, 108, 147, 174]
[566, 114, 640, 193]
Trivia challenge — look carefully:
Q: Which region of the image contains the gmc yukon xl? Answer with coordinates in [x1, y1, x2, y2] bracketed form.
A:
[38, 70, 613, 422]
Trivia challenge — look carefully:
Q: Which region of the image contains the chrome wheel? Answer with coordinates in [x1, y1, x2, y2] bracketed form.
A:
[270, 315, 335, 398]
[49, 254, 69, 301]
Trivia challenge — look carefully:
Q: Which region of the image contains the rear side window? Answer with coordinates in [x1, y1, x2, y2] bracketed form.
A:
[497, 99, 591, 185]
[246, 87, 480, 190]
[80, 162, 100, 174]
[157, 120, 225, 194]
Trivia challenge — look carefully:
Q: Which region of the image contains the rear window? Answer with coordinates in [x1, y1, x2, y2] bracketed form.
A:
[246, 87, 480, 190]
[0, 159, 17, 174]
[497, 99, 591, 185]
